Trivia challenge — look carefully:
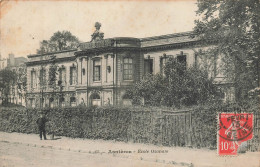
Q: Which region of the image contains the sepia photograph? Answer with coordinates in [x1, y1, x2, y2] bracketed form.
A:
[0, 0, 259, 166]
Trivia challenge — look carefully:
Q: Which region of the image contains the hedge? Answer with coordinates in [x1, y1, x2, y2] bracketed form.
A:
[0, 103, 259, 151]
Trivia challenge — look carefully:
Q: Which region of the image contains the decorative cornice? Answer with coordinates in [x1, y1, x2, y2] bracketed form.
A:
[75, 47, 140, 57]
[27, 49, 77, 58]
[141, 40, 205, 52]
[140, 31, 195, 42]
[26, 56, 76, 66]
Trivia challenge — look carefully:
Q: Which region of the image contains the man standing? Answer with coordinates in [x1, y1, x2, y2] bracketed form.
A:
[36, 112, 48, 140]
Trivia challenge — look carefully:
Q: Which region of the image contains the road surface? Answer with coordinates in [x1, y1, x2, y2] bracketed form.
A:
[0, 141, 176, 167]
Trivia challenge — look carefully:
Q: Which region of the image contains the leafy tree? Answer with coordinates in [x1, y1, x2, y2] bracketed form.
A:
[16, 66, 27, 105]
[126, 74, 166, 106]
[194, 0, 260, 101]
[127, 58, 217, 107]
[37, 31, 80, 54]
[164, 58, 217, 107]
[0, 69, 17, 105]
[48, 56, 58, 94]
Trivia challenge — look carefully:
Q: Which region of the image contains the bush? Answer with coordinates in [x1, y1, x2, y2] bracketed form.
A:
[0, 103, 258, 150]
[126, 58, 218, 107]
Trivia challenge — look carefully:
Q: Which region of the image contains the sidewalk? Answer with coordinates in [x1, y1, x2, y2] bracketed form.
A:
[0, 132, 259, 167]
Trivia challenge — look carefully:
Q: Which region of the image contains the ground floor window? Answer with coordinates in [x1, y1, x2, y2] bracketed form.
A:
[40, 98, 45, 108]
[29, 98, 35, 108]
[144, 59, 153, 75]
[70, 97, 76, 107]
[49, 97, 54, 108]
[122, 94, 132, 106]
[91, 93, 101, 106]
[60, 97, 65, 107]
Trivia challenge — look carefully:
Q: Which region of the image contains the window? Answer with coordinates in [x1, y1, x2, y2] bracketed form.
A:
[160, 54, 168, 74]
[40, 98, 44, 108]
[177, 55, 186, 67]
[30, 98, 35, 108]
[59, 68, 66, 85]
[123, 58, 133, 80]
[82, 68, 85, 76]
[70, 97, 76, 107]
[31, 70, 36, 89]
[70, 66, 76, 85]
[39, 68, 46, 88]
[144, 59, 153, 75]
[49, 97, 54, 108]
[122, 94, 132, 106]
[60, 97, 65, 107]
[91, 93, 101, 106]
[93, 59, 101, 81]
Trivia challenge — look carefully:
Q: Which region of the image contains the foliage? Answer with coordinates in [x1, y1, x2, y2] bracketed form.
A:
[39, 67, 47, 90]
[126, 73, 166, 106]
[164, 57, 217, 107]
[37, 31, 80, 54]
[48, 56, 58, 92]
[0, 104, 259, 151]
[0, 69, 17, 105]
[15, 66, 27, 103]
[127, 58, 218, 107]
[194, 0, 260, 101]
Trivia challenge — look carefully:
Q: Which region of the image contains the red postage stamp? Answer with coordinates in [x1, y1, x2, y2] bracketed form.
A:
[218, 113, 253, 155]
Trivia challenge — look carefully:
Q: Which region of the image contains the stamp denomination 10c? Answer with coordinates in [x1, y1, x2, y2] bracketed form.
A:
[218, 113, 253, 155]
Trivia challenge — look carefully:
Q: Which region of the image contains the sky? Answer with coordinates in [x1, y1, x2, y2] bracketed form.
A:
[0, 0, 198, 59]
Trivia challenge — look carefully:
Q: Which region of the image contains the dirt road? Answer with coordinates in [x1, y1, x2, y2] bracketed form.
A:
[0, 141, 175, 167]
[0, 132, 259, 167]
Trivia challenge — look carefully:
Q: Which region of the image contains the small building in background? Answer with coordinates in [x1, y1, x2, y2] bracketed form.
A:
[0, 54, 28, 106]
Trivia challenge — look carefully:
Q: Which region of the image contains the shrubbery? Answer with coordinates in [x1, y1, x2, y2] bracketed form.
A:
[0, 102, 258, 151]
[126, 57, 218, 107]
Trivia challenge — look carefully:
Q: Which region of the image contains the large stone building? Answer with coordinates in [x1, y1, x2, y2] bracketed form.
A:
[26, 23, 234, 108]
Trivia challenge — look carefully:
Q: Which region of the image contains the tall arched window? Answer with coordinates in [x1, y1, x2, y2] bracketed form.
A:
[93, 59, 101, 81]
[59, 66, 66, 86]
[39, 68, 46, 89]
[123, 58, 133, 80]
[70, 65, 76, 85]
[31, 69, 36, 89]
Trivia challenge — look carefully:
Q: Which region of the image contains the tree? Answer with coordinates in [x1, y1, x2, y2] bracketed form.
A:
[16, 66, 27, 105]
[194, 0, 260, 101]
[37, 31, 80, 54]
[127, 58, 217, 107]
[164, 58, 217, 107]
[48, 56, 58, 94]
[0, 69, 17, 105]
[126, 73, 166, 106]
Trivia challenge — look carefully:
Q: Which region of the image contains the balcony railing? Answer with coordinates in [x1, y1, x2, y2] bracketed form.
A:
[79, 39, 114, 50]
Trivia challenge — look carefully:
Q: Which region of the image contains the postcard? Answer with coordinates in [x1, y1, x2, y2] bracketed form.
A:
[0, 0, 259, 166]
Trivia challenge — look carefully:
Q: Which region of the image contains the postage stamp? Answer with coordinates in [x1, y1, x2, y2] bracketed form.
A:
[218, 113, 253, 155]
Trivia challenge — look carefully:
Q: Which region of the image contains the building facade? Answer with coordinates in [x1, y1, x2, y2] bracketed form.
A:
[0, 54, 8, 70]
[26, 24, 234, 108]
[0, 54, 27, 106]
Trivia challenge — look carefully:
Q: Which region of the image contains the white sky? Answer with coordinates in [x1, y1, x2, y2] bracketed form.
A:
[0, 0, 198, 59]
